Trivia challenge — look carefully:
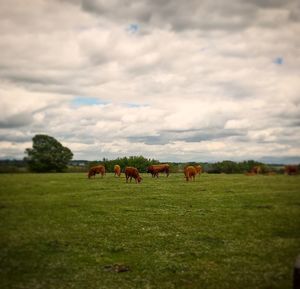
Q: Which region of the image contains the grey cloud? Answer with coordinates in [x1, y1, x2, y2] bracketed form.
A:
[73, 0, 299, 31]
[128, 128, 245, 145]
[0, 68, 103, 97]
[184, 130, 245, 142]
[3, 74, 62, 86]
[259, 156, 300, 164]
[289, 4, 300, 22]
[82, 0, 253, 31]
[248, 0, 294, 9]
[0, 112, 33, 129]
[127, 135, 169, 145]
[217, 82, 255, 99]
[291, 121, 300, 127]
[274, 109, 300, 121]
[0, 131, 31, 143]
[51, 132, 98, 145]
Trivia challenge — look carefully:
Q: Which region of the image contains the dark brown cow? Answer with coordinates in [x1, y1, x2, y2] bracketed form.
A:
[88, 165, 105, 179]
[184, 166, 197, 181]
[114, 164, 121, 177]
[147, 164, 170, 178]
[125, 167, 142, 183]
[284, 165, 299, 175]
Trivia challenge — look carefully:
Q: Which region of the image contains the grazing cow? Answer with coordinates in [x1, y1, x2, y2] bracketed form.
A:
[114, 164, 121, 177]
[184, 166, 197, 182]
[245, 172, 255, 176]
[125, 167, 142, 184]
[251, 166, 261, 174]
[284, 165, 299, 175]
[194, 165, 202, 175]
[147, 164, 170, 178]
[88, 165, 106, 179]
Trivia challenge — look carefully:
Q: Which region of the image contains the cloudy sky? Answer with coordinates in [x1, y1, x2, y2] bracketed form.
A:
[0, 0, 300, 163]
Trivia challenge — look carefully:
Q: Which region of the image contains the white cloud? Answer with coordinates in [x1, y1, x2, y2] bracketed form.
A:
[0, 0, 299, 163]
[225, 119, 251, 130]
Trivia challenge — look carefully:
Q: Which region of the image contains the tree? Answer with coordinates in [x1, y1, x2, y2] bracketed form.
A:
[24, 134, 73, 172]
[92, 156, 159, 173]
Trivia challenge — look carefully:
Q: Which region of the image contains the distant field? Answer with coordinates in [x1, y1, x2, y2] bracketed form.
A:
[0, 173, 300, 289]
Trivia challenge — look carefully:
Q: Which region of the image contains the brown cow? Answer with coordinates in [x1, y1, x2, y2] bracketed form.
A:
[184, 166, 197, 181]
[251, 166, 261, 174]
[284, 165, 299, 175]
[114, 164, 121, 177]
[245, 172, 255, 176]
[88, 165, 106, 179]
[147, 164, 170, 178]
[194, 165, 202, 175]
[125, 167, 142, 183]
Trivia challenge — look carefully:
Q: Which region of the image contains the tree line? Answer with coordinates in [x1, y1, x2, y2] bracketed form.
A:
[0, 157, 288, 175]
[89, 156, 160, 173]
[0, 134, 295, 174]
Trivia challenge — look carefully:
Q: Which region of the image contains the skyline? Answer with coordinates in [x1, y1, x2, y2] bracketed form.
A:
[0, 0, 300, 164]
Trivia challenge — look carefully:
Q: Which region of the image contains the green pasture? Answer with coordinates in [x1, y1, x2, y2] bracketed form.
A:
[0, 173, 300, 289]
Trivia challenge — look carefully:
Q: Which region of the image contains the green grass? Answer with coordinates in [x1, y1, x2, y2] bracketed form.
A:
[0, 173, 299, 289]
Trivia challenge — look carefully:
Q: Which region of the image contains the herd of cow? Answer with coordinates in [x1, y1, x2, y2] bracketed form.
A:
[88, 164, 299, 183]
[88, 163, 299, 184]
[245, 165, 299, 176]
[87, 164, 203, 183]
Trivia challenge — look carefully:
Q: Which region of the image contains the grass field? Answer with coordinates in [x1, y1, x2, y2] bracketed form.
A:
[0, 173, 300, 289]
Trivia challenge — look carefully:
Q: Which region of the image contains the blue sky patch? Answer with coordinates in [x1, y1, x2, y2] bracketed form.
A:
[127, 23, 139, 34]
[72, 97, 108, 107]
[123, 102, 148, 108]
[273, 57, 283, 65]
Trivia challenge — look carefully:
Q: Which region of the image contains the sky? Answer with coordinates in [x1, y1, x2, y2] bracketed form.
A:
[0, 0, 300, 163]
